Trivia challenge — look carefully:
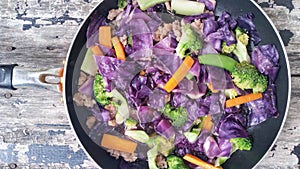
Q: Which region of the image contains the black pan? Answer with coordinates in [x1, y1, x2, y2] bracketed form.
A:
[0, 0, 290, 168]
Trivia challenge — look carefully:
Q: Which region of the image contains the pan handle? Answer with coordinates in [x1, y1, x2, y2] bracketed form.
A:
[0, 64, 18, 90]
[0, 64, 63, 92]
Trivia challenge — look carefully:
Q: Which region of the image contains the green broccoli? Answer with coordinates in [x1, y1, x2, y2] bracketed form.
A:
[198, 54, 268, 93]
[162, 104, 188, 128]
[124, 118, 138, 130]
[176, 24, 203, 58]
[215, 137, 252, 166]
[118, 0, 127, 8]
[232, 61, 267, 93]
[93, 74, 111, 106]
[93, 75, 130, 124]
[223, 88, 238, 99]
[230, 137, 252, 151]
[221, 27, 250, 63]
[222, 42, 236, 54]
[167, 155, 189, 169]
[136, 0, 170, 10]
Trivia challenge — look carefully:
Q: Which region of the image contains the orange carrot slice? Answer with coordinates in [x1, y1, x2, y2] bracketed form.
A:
[164, 56, 195, 92]
[99, 26, 112, 48]
[112, 36, 126, 60]
[183, 154, 223, 169]
[101, 134, 137, 153]
[225, 93, 263, 108]
[202, 115, 213, 131]
[91, 45, 103, 56]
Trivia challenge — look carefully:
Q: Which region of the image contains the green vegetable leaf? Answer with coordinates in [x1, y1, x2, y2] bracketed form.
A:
[125, 130, 150, 143]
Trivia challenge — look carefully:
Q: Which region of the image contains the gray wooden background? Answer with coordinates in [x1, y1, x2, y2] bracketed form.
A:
[0, 0, 299, 168]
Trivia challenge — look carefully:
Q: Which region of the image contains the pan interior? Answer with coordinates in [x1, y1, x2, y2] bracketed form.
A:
[64, 0, 290, 169]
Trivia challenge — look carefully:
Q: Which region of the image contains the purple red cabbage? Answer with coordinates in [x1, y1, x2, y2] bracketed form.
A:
[198, 0, 216, 11]
[216, 113, 249, 139]
[236, 13, 261, 45]
[245, 85, 278, 126]
[251, 44, 280, 83]
[155, 118, 175, 139]
[78, 76, 94, 97]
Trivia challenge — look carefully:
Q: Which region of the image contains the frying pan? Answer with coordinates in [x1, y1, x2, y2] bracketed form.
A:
[0, 0, 290, 168]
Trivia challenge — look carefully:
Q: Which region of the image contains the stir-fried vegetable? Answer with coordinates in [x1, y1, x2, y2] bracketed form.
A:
[171, 0, 205, 16]
[162, 104, 188, 128]
[164, 56, 195, 92]
[167, 155, 189, 169]
[183, 154, 223, 169]
[176, 25, 203, 59]
[198, 54, 268, 93]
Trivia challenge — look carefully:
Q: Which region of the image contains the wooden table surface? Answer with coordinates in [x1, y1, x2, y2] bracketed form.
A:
[0, 0, 299, 168]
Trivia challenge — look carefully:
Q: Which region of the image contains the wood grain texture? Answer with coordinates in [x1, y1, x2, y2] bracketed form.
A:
[0, 0, 299, 168]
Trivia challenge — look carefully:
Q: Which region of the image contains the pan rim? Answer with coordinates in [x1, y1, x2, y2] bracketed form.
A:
[62, 0, 292, 168]
[248, 0, 291, 168]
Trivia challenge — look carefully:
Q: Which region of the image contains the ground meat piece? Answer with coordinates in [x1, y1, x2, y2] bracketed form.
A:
[86, 116, 97, 129]
[78, 71, 87, 86]
[107, 149, 138, 162]
[155, 154, 168, 169]
[73, 92, 95, 108]
[104, 103, 117, 114]
[107, 8, 124, 20]
[190, 18, 203, 37]
[108, 119, 117, 127]
[120, 151, 138, 162]
[172, 20, 182, 42]
[107, 149, 121, 159]
[153, 23, 173, 41]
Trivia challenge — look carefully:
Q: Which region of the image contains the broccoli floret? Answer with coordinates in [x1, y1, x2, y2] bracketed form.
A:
[167, 155, 189, 169]
[162, 104, 188, 128]
[198, 54, 268, 93]
[230, 137, 252, 151]
[215, 137, 252, 166]
[224, 88, 238, 99]
[118, 0, 127, 8]
[136, 0, 170, 10]
[221, 27, 250, 63]
[124, 118, 138, 130]
[233, 28, 250, 63]
[93, 74, 111, 106]
[232, 61, 267, 93]
[176, 24, 203, 58]
[222, 42, 236, 54]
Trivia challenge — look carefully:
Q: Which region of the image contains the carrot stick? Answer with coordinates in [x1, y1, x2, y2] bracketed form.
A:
[225, 93, 263, 108]
[183, 154, 223, 169]
[99, 26, 112, 48]
[164, 56, 195, 92]
[112, 36, 126, 60]
[202, 115, 213, 131]
[91, 45, 103, 56]
[101, 134, 137, 153]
